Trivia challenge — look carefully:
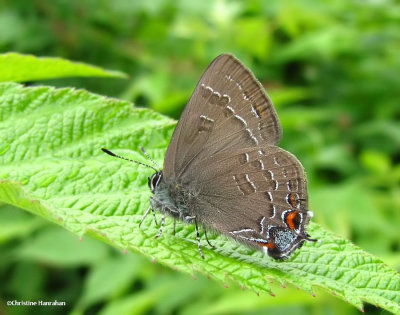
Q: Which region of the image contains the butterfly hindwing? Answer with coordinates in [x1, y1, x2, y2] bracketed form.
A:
[193, 146, 312, 258]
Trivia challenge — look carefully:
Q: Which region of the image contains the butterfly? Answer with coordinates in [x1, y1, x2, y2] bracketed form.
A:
[103, 54, 315, 259]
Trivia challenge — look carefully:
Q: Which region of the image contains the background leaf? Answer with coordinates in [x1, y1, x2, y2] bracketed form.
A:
[0, 52, 127, 82]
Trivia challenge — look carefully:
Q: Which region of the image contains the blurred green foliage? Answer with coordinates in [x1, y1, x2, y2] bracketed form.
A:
[0, 0, 399, 314]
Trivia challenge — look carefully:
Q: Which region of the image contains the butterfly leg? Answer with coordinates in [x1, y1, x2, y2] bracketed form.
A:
[151, 208, 158, 225]
[204, 229, 215, 248]
[173, 219, 176, 236]
[194, 219, 205, 259]
[139, 205, 152, 228]
[155, 210, 165, 238]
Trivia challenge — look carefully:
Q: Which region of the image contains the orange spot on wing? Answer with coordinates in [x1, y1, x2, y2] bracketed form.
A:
[288, 193, 297, 207]
[286, 210, 298, 230]
[259, 241, 275, 249]
[255, 105, 265, 117]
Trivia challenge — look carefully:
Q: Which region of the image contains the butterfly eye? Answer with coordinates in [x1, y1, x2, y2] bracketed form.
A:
[148, 172, 162, 193]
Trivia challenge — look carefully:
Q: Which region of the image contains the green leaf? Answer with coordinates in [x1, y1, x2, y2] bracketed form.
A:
[76, 254, 147, 311]
[0, 203, 44, 244]
[16, 226, 111, 267]
[0, 52, 128, 82]
[360, 150, 391, 173]
[0, 82, 399, 314]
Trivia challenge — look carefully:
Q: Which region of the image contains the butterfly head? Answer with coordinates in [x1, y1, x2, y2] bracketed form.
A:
[148, 171, 163, 193]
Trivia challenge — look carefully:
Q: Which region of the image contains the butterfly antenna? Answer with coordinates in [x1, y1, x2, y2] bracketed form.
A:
[140, 147, 161, 169]
[101, 148, 158, 172]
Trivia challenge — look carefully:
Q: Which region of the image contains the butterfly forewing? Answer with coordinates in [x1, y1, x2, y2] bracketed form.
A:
[163, 54, 282, 180]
